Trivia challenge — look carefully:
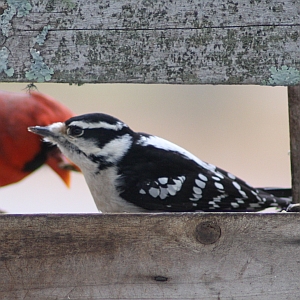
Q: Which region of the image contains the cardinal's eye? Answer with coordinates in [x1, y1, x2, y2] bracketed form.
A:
[67, 126, 84, 137]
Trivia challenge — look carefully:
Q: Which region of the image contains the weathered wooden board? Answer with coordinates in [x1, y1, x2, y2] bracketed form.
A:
[289, 85, 300, 203]
[0, 213, 300, 299]
[0, 0, 299, 84]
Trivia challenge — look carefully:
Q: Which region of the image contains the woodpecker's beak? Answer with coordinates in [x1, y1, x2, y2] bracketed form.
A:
[28, 124, 81, 187]
[28, 125, 56, 138]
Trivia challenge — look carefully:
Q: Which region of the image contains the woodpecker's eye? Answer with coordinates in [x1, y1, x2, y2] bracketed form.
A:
[67, 126, 84, 137]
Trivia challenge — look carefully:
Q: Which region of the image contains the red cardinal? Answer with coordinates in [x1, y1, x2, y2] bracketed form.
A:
[0, 90, 78, 187]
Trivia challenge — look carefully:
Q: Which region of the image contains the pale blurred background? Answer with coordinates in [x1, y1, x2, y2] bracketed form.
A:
[0, 83, 291, 213]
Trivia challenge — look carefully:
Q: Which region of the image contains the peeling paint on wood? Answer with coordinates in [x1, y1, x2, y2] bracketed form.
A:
[0, 213, 300, 299]
[0, 0, 299, 84]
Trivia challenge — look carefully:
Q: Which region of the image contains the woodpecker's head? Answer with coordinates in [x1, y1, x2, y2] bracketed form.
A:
[28, 113, 134, 172]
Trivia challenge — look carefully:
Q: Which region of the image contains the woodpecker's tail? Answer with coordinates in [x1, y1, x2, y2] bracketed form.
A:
[256, 187, 295, 211]
[258, 187, 292, 198]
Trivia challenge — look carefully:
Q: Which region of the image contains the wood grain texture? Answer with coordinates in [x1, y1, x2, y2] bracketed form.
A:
[1, 213, 300, 299]
[0, 0, 299, 84]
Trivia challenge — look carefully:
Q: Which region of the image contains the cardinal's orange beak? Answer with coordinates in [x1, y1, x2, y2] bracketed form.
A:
[46, 148, 80, 187]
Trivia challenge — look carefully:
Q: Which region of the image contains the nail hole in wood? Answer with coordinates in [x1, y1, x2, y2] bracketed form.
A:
[154, 276, 168, 282]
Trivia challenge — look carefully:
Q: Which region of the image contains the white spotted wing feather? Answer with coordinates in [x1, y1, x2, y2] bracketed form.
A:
[118, 134, 290, 211]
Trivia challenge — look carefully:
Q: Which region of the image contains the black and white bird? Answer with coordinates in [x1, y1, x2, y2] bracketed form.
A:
[28, 113, 293, 213]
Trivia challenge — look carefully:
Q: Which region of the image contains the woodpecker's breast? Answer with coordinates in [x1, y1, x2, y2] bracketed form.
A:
[83, 167, 147, 212]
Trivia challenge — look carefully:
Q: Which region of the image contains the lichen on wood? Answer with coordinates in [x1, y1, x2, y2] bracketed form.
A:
[0, 47, 14, 77]
[0, 0, 32, 37]
[267, 66, 300, 86]
[34, 25, 51, 46]
[0, 0, 299, 84]
[25, 48, 54, 82]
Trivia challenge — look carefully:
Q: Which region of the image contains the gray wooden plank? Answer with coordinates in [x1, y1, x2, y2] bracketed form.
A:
[18, 0, 300, 30]
[0, 213, 300, 299]
[0, 0, 299, 84]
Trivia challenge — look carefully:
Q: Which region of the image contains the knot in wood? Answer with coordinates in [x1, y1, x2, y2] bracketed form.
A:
[195, 221, 221, 244]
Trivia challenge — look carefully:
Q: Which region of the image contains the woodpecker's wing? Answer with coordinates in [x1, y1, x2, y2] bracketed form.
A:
[118, 166, 287, 212]
[117, 134, 291, 212]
